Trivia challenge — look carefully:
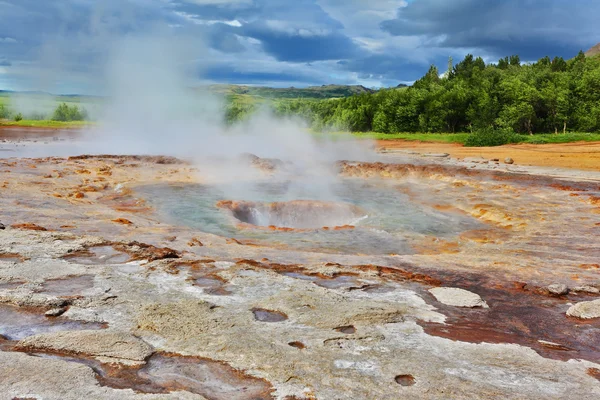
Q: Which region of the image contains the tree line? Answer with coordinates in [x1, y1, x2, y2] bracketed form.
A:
[270, 51, 600, 135]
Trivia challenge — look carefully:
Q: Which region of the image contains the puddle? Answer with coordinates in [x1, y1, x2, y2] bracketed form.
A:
[359, 284, 396, 294]
[314, 275, 361, 290]
[418, 274, 600, 362]
[252, 308, 288, 323]
[335, 325, 356, 334]
[194, 277, 224, 288]
[0, 304, 106, 340]
[36, 275, 95, 297]
[395, 374, 415, 386]
[0, 280, 25, 290]
[0, 253, 24, 263]
[64, 246, 130, 265]
[281, 271, 362, 290]
[137, 180, 482, 255]
[31, 352, 274, 399]
[193, 276, 233, 295]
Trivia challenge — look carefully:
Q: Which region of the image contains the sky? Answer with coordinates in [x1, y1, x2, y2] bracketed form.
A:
[0, 0, 599, 94]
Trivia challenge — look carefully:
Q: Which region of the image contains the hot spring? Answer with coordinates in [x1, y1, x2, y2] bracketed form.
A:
[136, 177, 483, 255]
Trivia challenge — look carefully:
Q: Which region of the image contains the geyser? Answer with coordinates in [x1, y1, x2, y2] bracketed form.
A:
[216, 200, 367, 230]
[137, 178, 484, 255]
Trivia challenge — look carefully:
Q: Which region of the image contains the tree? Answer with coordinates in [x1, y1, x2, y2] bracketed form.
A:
[509, 55, 521, 67]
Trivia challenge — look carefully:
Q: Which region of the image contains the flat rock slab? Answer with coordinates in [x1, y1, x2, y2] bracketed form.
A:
[16, 330, 153, 364]
[422, 153, 450, 158]
[567, 299, 600, 319]
[429, 287, 489, 308]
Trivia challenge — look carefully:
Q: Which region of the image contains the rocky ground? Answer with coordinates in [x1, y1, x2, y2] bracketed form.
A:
[1, 136, 600, 399]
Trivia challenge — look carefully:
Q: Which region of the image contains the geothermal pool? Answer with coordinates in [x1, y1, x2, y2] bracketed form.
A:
[137, 177, 483, 254]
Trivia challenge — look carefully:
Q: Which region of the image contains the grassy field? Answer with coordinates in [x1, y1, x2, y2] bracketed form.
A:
[351, 132, 600, 145]
[0, 119, 90, 128]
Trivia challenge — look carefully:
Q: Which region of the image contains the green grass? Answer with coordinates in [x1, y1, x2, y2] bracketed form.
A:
[520, 132, 600, 144]
[349, 132, 471, 144]
[0, 119, 91, 128]
[344, 131, 600, 145]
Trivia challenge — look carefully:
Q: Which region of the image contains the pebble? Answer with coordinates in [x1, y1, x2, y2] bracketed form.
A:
[422, 153, 450, 158]
[547, 284, 569, 296]
[45, 308, 66, 317]
[504, 157, 515, 164]
[0, 223, 5, 230]
[428, 287, 489, 308]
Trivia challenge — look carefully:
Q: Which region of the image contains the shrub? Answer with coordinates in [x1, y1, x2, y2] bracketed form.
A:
[464, 127, 524, 147]
[52, 103, 89, 121]
[0, 104, 9, 119]
[13, 112, 23, 122]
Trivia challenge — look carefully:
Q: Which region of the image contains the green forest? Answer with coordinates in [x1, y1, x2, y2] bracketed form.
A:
[268, 52, 600, 141]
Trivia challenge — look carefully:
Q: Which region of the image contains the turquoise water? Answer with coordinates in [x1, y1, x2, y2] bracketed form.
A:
[137, 178, 482, 255]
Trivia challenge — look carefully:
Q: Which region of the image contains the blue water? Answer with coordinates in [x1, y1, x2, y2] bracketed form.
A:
[136, 178, 482, 255]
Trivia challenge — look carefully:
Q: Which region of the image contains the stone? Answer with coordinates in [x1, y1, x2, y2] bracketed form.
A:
[572, 286, 600, 294]
[547, 284, 569, 296]
[16, 330, 154, 364]
[566, 299, 600, 319]
[428, 287, 489, 308]
[45, 308, 66, 317]
[0, 223, 5, 230]
[422, 153, 450, 158]
[504, 157, 515, 164]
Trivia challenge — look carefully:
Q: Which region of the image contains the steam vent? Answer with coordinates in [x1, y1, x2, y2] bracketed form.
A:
[2, 3, 600, 397]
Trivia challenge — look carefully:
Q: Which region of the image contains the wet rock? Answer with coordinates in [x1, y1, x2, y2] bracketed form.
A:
[547, 284, 569, 296]
[16, 330, 154, 365]
[45, 308, 66, 317]
[429, 287, 489, 308]
[504, 157, 515, 164]
[566, 299, 600, 319]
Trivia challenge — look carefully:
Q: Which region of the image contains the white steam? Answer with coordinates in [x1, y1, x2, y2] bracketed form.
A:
[79, 27, 376, 200]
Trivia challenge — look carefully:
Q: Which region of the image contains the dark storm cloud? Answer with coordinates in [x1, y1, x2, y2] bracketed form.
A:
[204, 66, 317, 85]
[239, 22, 359, 62]
[381, 0, 600, 60]
[341, 53, 447, 82]
[2, 0, 599, 90]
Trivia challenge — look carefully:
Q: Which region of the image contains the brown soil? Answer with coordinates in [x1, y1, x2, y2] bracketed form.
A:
[0, 126, 81, 139]
[377, 140, 600, 171]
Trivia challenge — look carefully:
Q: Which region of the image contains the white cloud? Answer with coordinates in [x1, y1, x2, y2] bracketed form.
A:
[0, 37, 17, 43]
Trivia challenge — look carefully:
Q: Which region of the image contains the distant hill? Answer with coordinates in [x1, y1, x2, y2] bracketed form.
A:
[585, 43, 600, 57]
[207, 84, 374, 99]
